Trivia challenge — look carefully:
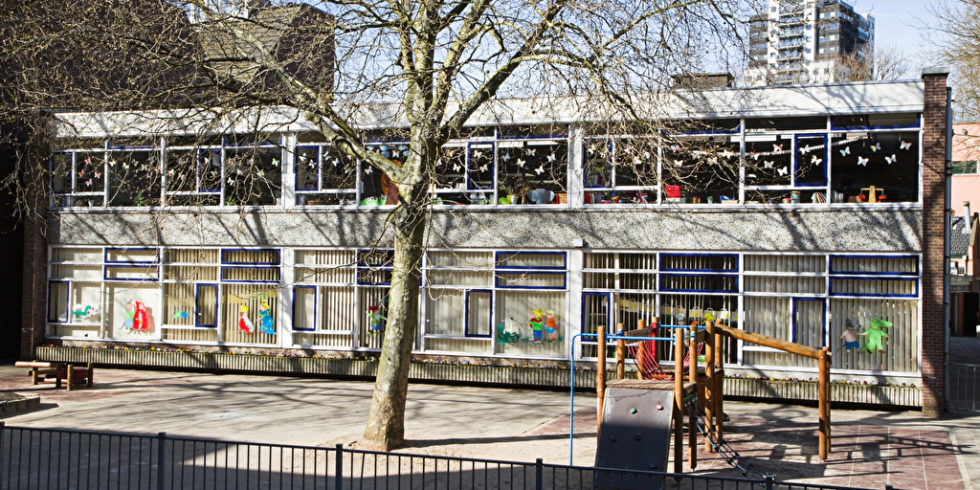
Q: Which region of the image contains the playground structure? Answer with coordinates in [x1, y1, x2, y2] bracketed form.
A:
[585, 316, 832, 479]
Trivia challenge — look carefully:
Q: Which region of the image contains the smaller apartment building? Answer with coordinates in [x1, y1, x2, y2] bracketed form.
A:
[26, 71, 951, 412]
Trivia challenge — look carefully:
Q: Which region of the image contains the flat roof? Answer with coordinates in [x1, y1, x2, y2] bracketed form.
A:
[53, 79, 926, 138]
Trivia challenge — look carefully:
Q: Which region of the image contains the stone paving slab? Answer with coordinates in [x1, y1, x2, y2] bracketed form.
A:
[0, 365, 975, 489]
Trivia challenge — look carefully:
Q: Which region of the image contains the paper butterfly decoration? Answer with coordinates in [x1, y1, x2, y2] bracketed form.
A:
[750, 152, 760, 160]
[885, 154, 897, 165]
[671, 145, 682, 153]
[271, 158, 280, 167]
[810, 155, 822, 166]
[839, 146, 850, 156]
[857, 156, 869, 166]
[674, 159, 684, 167]
[773, 144, 783, 153]
[588, 143, 600, 154]
[763, 160, 774, 169]
[85, 179, 93, 187]
[84, 157, 92, 165]
[777, 166, 789, 176]
[871, 143, 881, 152]
[526, 148, 536, 156]
[257, 169, 265, 178]
[452, 163, 462, 172]
[534, 164, 545, 175]
[547, 153, 556, 162]
[501, 153, 510, 161]
[93, 171, 101, 178]
[516, 158, 526, 168]
[477, 163, 489, 172]
[331, 158, 339, 167]
[78, 170, 85, 177]
[364, 166, 373, 174]
[800, 144, 812, 154]
[472, 150, 483, 158]
[900, 140, 912, 151]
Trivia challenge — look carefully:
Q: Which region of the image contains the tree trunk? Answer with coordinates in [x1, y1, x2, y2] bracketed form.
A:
[362, 182, 427, 450]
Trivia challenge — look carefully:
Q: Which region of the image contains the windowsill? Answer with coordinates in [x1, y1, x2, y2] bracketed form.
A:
[49, 201, 925, 214]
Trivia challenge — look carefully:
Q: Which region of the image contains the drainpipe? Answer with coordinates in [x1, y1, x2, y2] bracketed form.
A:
[944, 87, 953, 407]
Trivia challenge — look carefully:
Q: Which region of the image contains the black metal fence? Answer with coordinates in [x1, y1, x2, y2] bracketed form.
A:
[0, 424, 874, 489]
[949, 362, 980, 413]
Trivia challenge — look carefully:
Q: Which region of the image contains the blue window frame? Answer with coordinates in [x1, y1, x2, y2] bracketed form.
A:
[829, 277, 918, 298]
[794, 134, 828, 187]
[791, 297, 826, 345]
[581, 292, 612, 343]
[292, 285, 317, 331]
[659, 274, 738, 293]
[195, 284, 219, 328]
[494, 251, 567, 290]
[659, 253, 738, 272]
[47, 281, 70, 323]
[829, 255, 919, 276]
[464, 289, 493, 338]
[104, 247, 160, 281]
[466, 142, 495, 191]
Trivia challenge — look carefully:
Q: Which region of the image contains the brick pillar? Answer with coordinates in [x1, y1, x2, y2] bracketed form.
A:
[19, 131, 49, 360]
[920, 67, 950, 417]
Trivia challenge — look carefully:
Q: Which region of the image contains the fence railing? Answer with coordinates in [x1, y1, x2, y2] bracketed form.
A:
[949, 362, 980, 413]
[0, 424, 876, 489]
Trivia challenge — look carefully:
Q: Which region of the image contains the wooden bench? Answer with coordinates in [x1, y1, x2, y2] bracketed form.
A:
[15, 361, 94, 390]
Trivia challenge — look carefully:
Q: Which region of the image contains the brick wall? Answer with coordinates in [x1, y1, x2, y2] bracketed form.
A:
[19, 137, 48, 360]
[920, 68, 950, 417]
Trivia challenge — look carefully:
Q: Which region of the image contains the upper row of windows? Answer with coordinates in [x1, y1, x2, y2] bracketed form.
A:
[51, 114, 923, 208]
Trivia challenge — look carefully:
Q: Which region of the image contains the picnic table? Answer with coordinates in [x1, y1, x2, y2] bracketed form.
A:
[14, 361, 94, 390]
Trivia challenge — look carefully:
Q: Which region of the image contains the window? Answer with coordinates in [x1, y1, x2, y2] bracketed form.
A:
[295, 145, 357, 205]
[953, 160, 979, 175]
[220, 248, 281, 345]
[106, 145, 162, 206]
[432, 142, 495, 204]
[51, 151, 106, 207]
[163, 248, 220, 342]
[663, 135, 740, 204]
[223, 141, 282, 206]
[584, 138, 658, 204]
[498, 139, 568, 205]
[830, 132, 919, 203]
[165, 143, 222, 206]
[291, 249, 359, 350]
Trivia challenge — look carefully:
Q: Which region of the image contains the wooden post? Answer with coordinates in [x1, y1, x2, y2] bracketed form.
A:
[66, 364, 74, 392]
[597, 325, 606, 433]
[818, 347, 829, 461]
[86, 363, 94, 387]
[31, 367, 40, 385]
[673, 327, 684, 473]
[714, 327, 724, 442]
[615, 323, 625, 380]
[704, 321, 715, 453]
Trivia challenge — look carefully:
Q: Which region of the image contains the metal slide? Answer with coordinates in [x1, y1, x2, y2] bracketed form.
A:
[594, 387, 674, 490]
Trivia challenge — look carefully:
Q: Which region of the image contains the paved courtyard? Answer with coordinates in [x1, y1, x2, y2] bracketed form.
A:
[0, 365, 975, 489]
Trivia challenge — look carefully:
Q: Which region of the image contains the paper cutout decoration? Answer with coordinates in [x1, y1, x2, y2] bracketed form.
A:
[840, 319, 860, 350]
[871, 142, 881, 152]
[810, 155, 822, 165]
[900, 140, 912, 151]
[777, 166, 789, 176]
[885, 154, 897, 165]
[529, 310, 544, 342]
[861, 318, 892, 353]
[123, 301, 151, 331]
[72, 304, 100, 322]
[258, 300, 275, 335]
[544, 310, 559, 342]
[172, 310, 190, 321]
[239, 305, 254, 333]
[839, 146, 850, 156]
[367, 305, 386, 334]
[857, 156, 869, 166]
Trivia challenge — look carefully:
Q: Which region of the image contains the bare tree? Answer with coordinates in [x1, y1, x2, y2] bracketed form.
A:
[838, 44, 911, 82]
[2, 0, 745, 450]
[933, 0, 980, 118]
